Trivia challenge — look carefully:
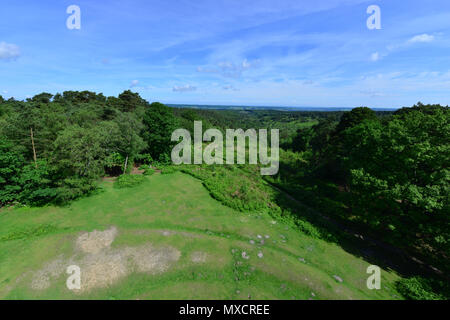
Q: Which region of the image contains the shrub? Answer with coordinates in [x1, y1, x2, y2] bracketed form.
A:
[180, 164, 277, 213]
[17, 161, 58, 206]
[56, 176, 98, 204]
[139, 164, 155, 175]
[160, 166, 177, 175]
[143, 168, 155, 176]
[396, 277, 444, 300]
[114, 174, 146, 188]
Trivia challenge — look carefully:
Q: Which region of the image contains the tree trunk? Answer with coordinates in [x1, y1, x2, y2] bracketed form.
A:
[123, 155, 129, 174]
[30, 127, 38, 169]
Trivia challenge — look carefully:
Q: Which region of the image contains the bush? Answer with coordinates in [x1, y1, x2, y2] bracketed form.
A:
[56, 176, 98, 204]
[139, 165, 155, 176]
[396, 277, 444, 300]
[160, 166, 177, 175]
[295, 219, 323, 239]
[17, 161, 58, 206]
[114, 174, 146, 189]
[180, 164, 277, 213]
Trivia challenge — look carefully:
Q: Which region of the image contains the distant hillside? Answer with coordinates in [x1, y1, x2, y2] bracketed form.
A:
[166, 104, 398, 112]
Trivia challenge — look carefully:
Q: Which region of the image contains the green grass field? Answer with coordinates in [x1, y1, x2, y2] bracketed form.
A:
[0, 172, 403, 299]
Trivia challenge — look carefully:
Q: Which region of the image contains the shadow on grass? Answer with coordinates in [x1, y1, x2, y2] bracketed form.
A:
[269, 177, 448, 286]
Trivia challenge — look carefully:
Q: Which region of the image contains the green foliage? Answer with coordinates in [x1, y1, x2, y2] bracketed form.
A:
[181, 165, 276, 212]
[142, 102, 179, 159]
[396, 277, 445, 300]
[135, 153, 153, 165]
[343, 106, 450, 254]
[294, 219, 323, 239]
[0, 90, 156, 205]
[276, 103, 450, 276]
[335, 107, 377, 134]
[160, 166, 177, 175]
[114, 174, 146, 189]
[0, 136, 25, 205]
[52, 125, 108, 178]
[139, 165, 155, 176]
[104, 152, 125, 170]
[16, 161, 58, 206]
[55, 176, 97, 204]
[181, 163, 334, 242]
[290, 119, 336, 154]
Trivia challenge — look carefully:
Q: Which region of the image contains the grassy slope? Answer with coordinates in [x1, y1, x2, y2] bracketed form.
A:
[0, 172, 402, 299]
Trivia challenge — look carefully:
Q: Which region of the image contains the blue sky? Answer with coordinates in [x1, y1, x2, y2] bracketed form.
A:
[1, 0, 449, 108]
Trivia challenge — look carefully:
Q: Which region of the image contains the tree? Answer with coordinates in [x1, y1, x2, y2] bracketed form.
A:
[31, 92, 53, 104]
[113, 112, 147, 172]
[344, 106, 449, 252]
[142, 102, 179, 159]
[0, 136, 25, 205]
[335, 107, 378, 134]
[52, 125, 108, 178]
[116, 90, 148, 113]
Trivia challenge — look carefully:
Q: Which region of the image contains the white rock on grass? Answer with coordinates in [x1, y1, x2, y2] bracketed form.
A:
[333, 275, 344, 283]
[257, 251, 263, 258]
[242, 251, 250, 260]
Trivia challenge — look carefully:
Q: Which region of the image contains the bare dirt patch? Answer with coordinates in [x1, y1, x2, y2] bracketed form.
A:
[125, 245, 181, 273]
[31, 256, 68, 290]
[76, 226, 118, 254]
[31, 226, 181, 293]
[131, 166, 145, 175]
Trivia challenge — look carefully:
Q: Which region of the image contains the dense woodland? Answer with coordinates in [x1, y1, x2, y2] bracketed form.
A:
[0, 91, 448, 299]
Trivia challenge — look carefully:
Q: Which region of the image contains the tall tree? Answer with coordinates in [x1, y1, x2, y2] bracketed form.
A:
[142, 102, 179, 159]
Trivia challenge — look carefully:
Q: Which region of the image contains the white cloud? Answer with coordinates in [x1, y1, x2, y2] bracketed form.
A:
[223, 85, 239, 91]
[370, 52, 380, 62]
[173, 84, 197, 92]
[130, 80, 139, 88]
[0, 42, 20, 60]
[408, 34, 435, 43]
[198, 59, 260, 79]
[197, 66, 218, 73]
[359, 90, 385, 98]
[242, 59, 251, 69]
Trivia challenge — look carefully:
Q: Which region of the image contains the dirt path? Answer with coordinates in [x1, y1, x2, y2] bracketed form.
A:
[131, 166, 145, 175]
